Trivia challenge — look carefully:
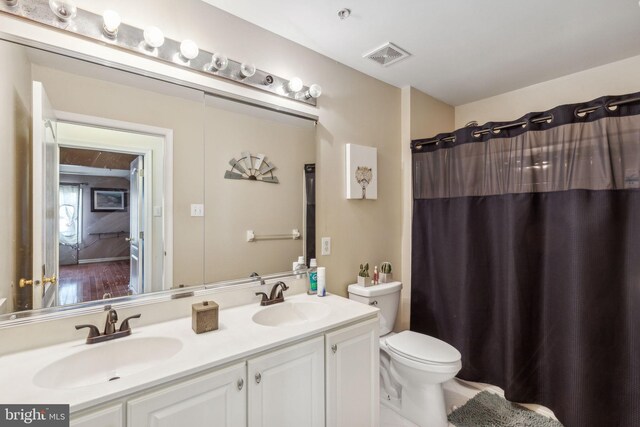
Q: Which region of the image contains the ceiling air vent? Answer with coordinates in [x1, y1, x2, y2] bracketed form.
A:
[364, 42, 411, 67]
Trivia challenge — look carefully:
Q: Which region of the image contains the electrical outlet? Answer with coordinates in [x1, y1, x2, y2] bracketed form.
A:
[321, 237, 331, 256]
[190, 204, 204, 217]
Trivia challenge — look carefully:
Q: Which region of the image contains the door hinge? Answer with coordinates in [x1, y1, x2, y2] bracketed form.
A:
[139, 231, 144, 240]
[139, 168, 144, 177]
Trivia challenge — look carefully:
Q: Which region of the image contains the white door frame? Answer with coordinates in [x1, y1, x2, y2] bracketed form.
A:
[53, 111, 174, 292]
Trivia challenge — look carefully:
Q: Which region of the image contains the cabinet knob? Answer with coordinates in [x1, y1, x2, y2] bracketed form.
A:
[255, 372, 261, 384]
[331, 344, 338, 354]
[237, 378, 244, 391]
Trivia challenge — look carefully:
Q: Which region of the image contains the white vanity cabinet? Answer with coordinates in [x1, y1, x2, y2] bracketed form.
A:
[70, 404, 123, 427]
[325, 318, 379, 427]
[247, 336, 325, 427]
[66, 315, 378, 427]
[127, 362, 246, 427]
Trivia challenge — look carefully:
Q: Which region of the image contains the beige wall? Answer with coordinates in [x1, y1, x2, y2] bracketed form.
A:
[456, 54, 640, 128]
[398, 87, 455, 330]
[31, 65, 206, 288]
[0, 43, 31, 314]
[204, 100, 315, 282]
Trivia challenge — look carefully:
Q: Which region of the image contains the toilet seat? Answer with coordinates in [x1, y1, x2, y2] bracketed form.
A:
[386, 331, 461, 366]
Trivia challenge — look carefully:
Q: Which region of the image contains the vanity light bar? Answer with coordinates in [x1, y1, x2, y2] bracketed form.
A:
[0, 0, 320, 106]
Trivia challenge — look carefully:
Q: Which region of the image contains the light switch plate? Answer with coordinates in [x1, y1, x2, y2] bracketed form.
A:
[191, 204, 204, 217]
[321, 237, 331, 256]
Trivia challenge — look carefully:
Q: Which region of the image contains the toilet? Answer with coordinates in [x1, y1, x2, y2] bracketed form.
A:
[348, 281, 461, 427]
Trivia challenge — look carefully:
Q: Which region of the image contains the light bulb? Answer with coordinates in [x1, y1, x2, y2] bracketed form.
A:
[287, 77, 303, 93]
[102, 10, 121, 38]
[49, 0, 77, 21]
[305, 84, 322, 99]
[240, 63, 256, 78]
[208, 53, 229, 71]
[179, 40, 199, 61]
[143, 26, 165, 49]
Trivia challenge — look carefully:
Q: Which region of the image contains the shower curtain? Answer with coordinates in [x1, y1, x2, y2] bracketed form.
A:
[410, 92, 640, 427]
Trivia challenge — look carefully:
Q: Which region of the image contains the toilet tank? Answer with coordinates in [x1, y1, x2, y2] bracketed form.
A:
[348, 281, 402, 335]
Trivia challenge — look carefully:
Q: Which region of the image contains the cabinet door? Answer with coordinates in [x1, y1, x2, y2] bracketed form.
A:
[127, 362, 246, 427]
[248, 336, 324, 427]
[326, 318, 379, 427]
[71, 404, 123, 427]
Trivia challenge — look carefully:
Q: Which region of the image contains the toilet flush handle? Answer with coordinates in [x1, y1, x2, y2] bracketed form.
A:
[369, 300, 378, 306]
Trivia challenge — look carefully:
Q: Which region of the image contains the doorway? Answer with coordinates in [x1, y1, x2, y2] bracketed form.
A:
[57, 146, 143, 305]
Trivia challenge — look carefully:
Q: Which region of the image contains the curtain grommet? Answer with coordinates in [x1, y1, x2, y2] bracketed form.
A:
[605, 101, 618, 112]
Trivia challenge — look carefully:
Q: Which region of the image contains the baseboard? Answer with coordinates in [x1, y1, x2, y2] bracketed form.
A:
[78, 257, 129, 265]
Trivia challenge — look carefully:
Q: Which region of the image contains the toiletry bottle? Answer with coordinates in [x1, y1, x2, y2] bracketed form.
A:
[308, 258, 318, 294]
[373, 265, 379, 285]
[293, 256, 305, 279]
[317, 267, 326, 297]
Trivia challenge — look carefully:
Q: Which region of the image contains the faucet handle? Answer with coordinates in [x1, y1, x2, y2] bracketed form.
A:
[255, 292, 269, 303]
[75, 324, 100, 339]
[119, 314, 141, 332]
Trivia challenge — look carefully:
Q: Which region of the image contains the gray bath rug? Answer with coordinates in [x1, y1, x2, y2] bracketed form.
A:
[448, 391, 564, 427]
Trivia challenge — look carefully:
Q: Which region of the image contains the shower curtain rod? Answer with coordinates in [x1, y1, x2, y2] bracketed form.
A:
[414, 95, 640, 149]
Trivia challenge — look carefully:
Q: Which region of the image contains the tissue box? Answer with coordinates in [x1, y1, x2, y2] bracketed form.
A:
[192, 300, 219, 334]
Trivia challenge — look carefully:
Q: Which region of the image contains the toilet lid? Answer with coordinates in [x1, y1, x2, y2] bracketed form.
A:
[386, 331, 461, 364]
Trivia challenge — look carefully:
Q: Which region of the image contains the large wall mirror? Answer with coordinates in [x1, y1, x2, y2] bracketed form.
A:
[0, 38, 316, 321]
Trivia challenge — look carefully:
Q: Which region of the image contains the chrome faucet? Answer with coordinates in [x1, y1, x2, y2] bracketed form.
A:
[75, 308, 141, 344]
[255, 281, 290, 306]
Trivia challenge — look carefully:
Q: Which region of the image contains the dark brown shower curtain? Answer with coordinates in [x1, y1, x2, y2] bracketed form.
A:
[410, 92, 640, 427]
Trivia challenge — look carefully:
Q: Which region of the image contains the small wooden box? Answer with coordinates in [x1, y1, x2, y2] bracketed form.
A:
[192, 300, 219, 334]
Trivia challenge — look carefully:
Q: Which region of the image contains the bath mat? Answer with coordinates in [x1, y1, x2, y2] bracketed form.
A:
[448, 391, 564, 427]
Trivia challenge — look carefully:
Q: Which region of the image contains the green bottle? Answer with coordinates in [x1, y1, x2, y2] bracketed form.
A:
[308, 258, 318, 294]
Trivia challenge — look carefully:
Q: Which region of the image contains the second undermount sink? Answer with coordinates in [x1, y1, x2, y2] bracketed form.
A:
[33, 336, 183, 389]
[252, 300, 331, 327]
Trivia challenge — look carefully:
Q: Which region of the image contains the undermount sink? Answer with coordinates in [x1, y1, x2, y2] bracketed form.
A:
[252, 301, 331, 327]
[33, 336, 183, 389]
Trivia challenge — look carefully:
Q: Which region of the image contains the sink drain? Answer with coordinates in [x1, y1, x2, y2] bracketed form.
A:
[108, 376, 121, 382]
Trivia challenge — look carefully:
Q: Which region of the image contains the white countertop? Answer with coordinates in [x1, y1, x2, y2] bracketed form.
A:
[0, 293, 378, 412]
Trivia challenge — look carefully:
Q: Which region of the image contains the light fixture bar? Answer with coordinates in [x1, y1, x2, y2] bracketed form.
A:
[0, 0, 319, 106]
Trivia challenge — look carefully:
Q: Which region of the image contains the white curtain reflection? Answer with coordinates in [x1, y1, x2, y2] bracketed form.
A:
[59, 184, 81, 245]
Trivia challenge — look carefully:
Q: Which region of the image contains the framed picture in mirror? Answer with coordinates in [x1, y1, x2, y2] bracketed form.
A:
[91, 188, 128, 212]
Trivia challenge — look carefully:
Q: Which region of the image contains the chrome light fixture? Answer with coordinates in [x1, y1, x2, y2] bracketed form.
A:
[178, 39, 199, 63]
[0, 0, 319, 106]
[206, 53, 229, 72]
[102, 10, 121, 38]
[287, 77, 303, 93]
[239, 63, 256, 78]
[142, 26, 165, 53]
[301, 84, 322, 100]
[49, 0, 77, 21]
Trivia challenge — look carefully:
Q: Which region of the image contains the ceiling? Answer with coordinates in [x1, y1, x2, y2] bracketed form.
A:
[201, 0, 640, 106]
[60, 147, 137, 171]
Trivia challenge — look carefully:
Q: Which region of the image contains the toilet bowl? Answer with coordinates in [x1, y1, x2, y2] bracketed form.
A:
[348, 282, 461, 427]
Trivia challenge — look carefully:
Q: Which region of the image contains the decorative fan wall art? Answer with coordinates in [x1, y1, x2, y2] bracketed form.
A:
[224, 151, 279, 184]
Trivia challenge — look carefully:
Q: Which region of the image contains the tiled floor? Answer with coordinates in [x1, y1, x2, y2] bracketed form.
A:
[58, 260, 131, 305]
[380, 378, 559, 427]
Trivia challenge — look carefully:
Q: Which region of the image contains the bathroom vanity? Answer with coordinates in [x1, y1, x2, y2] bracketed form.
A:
[0, 293, 379, 427]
